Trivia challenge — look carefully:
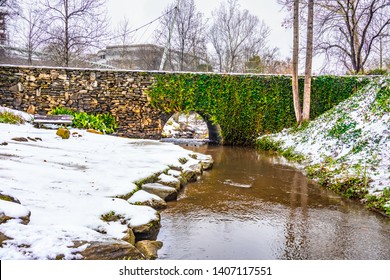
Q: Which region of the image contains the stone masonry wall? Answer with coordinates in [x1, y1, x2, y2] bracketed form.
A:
[0, 65, 164, 139]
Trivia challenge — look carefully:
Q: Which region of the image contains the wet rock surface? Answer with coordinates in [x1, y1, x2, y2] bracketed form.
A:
[135, 240, 163, 260]
[80, 241, 145, 260]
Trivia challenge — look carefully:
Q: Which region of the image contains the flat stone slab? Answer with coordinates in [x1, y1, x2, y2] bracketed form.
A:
[141, 183, 178, 201]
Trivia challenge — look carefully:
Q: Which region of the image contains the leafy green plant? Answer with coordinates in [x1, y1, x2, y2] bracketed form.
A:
[0, 111, 25, 124]
[49, 107, 118, 134]
[328, 116, 357, 139]
[49, 107, 74, 115]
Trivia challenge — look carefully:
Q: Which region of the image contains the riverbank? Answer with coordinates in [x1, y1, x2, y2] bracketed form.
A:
[257, 77, 389, 216]
[0, 107, 213, 260]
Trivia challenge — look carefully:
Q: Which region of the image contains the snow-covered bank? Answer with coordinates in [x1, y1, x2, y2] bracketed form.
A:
[257, 77, 389, 214]
[0, 117, 212, 259]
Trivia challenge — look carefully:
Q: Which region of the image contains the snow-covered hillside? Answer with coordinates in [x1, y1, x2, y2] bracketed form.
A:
[258, 77, 389, 214]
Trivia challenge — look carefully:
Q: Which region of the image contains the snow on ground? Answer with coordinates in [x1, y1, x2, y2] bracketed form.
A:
[0, 117, 207, 259]
[259, 77, 389, 194]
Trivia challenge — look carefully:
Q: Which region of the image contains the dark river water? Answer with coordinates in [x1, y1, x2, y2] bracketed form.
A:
[158, 145, 390, 260]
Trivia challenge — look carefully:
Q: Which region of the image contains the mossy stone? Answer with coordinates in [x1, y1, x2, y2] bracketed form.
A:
[56, 127, 70, 139]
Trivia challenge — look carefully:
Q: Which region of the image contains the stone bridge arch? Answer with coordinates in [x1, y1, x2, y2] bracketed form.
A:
[160, 111, 222, 144]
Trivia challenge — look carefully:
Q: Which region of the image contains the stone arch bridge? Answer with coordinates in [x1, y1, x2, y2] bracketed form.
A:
[0, 65, 363, 145]
[0, 66, 223, 142]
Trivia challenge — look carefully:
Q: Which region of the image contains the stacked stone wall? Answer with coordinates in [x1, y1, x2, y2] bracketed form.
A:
[0, 66, 163, 139]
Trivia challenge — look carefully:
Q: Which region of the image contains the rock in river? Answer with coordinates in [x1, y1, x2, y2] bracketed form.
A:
[141, 183, 178, 201]
[80, 241, 145, 260]
[135, 240, 163, 260]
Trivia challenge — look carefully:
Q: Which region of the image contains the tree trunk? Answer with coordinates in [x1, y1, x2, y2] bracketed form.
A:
[292, 0, 301, 123]
[64, 0, 69, 67]
[302, 0, 314, 121]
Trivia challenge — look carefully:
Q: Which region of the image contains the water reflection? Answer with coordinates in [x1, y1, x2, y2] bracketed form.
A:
[158, 146, 390, 260]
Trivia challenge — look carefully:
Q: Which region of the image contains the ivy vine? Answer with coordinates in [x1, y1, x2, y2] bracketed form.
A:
[148, 73, 369, 145]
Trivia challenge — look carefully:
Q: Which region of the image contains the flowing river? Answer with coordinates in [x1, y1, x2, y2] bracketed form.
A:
[158, 145, 390, 260]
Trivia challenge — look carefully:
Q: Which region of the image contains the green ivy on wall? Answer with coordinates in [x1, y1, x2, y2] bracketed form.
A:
[148, 73, 369, 145]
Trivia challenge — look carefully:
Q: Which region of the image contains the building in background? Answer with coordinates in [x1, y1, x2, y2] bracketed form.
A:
[95, 44, 211, 71]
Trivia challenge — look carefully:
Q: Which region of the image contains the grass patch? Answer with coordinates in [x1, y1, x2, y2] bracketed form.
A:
[305, 163, 369, 199]
[101, 211, 123, 222]
[365, 188, 390, 216]
[178, 157, 188, 164]
[0, 111, 25, 125]
[257, 137, 305, 163]
[290, 120, 310, 133]
[372, 82, 390, 113]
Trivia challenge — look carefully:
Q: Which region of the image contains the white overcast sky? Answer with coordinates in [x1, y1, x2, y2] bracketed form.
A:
[106, 0, 324, 72]
[106, 0, 292, 57]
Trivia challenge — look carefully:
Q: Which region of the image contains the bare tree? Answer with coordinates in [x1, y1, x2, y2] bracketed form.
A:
[209, 0, 271, 73]
[12, 1, 46, 64]
[292, 0, 302, 123]
[110, 17, 134, 69]
[41, 0, 108, 67]
[155, 0, 207, 71]
[116, 17, 132, 48]
[316, 0, 390, 73]
[302, 0, 314, 121]
[244, 48, 288, 73]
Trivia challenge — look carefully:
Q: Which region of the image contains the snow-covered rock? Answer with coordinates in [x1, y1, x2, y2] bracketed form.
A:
[0, 200, 31, 225]
[157, 173, 181, 190]
[127, 190, 167, 210]
[141, 183, 178, 201]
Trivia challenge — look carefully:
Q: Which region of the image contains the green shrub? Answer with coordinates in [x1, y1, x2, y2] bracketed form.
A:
[0, 111, 25, 124]
[49, 107, 118, 134]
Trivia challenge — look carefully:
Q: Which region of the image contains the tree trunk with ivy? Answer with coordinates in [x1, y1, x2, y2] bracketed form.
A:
[302, 0, 314, 121]
[292, 0, 302, 123]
